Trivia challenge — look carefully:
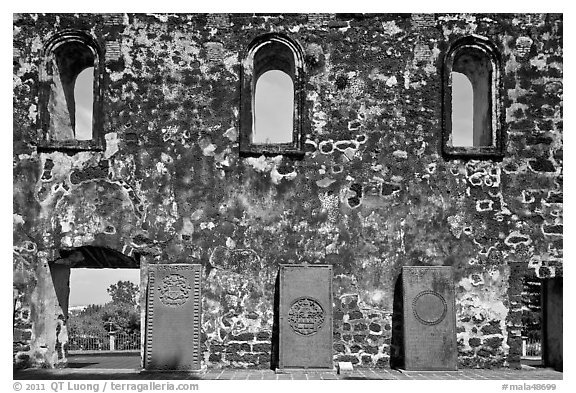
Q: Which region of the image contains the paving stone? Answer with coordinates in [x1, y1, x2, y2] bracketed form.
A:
[13, 355, 563, 381]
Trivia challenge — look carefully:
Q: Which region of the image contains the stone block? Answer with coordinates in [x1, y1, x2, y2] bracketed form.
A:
[337, 361, 354, 374]
[402, 266, 458, 370]
[144, 264, 202, 371]
[277, 264, 333, 371]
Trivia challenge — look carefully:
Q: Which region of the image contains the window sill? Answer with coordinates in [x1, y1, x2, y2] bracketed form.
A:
[240, 143, 304, 158]
[442, 145, 504, 160]
[37, 139, 104, 153]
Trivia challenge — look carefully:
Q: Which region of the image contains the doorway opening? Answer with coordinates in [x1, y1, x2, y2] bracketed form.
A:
[521, 275, 542, 367]
[49, 246, 142, 370]
[521, 275, 563, 371]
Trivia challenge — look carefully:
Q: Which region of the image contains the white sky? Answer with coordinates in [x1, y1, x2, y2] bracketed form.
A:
[74, 67, 94, 140]
[451, 72, 474, 146]
[253, 70, 294, 144]
[69, 268, 140, 306]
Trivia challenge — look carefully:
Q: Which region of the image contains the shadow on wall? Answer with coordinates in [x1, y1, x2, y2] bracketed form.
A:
[390, 273, 404, 369]
[270, 272, 280, 370]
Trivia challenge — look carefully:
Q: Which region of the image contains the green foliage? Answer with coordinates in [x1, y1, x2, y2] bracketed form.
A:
[68, 280, 140, 335]
[107, 280, 139, 306]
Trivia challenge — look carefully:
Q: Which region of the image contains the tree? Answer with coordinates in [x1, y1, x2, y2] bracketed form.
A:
[68, 280, 141, 337]
[107, 280, 139, 306]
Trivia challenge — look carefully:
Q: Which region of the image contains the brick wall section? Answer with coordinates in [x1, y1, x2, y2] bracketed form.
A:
[13, 13, 562, 369]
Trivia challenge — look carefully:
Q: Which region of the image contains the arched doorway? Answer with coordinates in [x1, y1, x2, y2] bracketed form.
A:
[49, 245, 142, 370]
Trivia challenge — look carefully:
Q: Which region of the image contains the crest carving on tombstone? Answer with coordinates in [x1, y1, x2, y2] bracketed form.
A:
[412, 290, 448, 325]
[158, 274, 192, 307]
[288, 297, 325, 336]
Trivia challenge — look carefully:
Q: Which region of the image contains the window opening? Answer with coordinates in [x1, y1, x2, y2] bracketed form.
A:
[253, 70, 294, 144]
[451, 49, 493, 147]
[51, 41, 95, 141]
[443, 35, 502, 158]
[450, 72, 474, 147]
[74, 67, 95, 141]
[240, 33, 305, 156]
[40, 31, 102, 151]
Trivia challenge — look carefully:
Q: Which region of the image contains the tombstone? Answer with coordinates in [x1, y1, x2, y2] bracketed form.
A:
[277, 264, 333, 372]
[144, 263, 203, 372]
[402, 266, 457, 371]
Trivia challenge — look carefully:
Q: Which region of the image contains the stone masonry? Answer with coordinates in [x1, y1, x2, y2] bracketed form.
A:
[13, 13, 562, 370]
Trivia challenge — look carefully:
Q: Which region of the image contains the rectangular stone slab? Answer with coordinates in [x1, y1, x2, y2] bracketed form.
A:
[278, 264, 333, 371]
[402, 266, 457, 371]
[145, 264, 202, 371]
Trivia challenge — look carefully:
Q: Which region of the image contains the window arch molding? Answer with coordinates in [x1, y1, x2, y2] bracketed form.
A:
[38, 29, 104, 151]
[442, 34, 504, 158]
[240, 33, 306, 156]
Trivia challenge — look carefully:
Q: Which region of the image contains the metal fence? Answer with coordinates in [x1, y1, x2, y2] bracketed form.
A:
[115, 332, 141, 351]
[68, 332, 140, 351]
[523, 337, 542, 357]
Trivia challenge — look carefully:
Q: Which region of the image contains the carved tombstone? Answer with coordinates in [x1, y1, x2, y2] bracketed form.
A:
[402, 266, 457, 370]
[278, 264, 333, 371]
[145, 264, 202, 371]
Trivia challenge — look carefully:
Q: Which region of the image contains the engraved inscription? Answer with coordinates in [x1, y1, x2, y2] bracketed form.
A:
[105, 41, 122, 62]
[158, 274, 191, 307]
[412, 290, 447, 325]
[411, 13, 436, 29]
[515, 36, 533, 58]
[288, 297, 325, 336]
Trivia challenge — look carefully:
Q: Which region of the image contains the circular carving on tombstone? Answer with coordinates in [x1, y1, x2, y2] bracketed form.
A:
[158, 274, 192, 307]
[412, 290, 447, 325]
[288, 297, 325, 336]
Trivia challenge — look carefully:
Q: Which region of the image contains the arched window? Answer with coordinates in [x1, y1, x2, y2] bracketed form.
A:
[240, 33, 305, 155]
[443, 35, 503, 158]
[39, 30, 103, 150]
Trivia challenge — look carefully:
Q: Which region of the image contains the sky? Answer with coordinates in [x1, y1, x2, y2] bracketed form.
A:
[74, 67, 94, 140]
[69, 268, 140, 306]
[253, 70, 294, 144]
[451, 72, 474, 147]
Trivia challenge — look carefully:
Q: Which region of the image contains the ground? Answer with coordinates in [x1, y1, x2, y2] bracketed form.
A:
[13, 353, 562, 381]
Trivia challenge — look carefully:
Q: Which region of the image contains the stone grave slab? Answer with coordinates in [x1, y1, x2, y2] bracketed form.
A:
[145, 264, 202, 371]
[402, 266, 457, 370]
[278, 264, 333, 371]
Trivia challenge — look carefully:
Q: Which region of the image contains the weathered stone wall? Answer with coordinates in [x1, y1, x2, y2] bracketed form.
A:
[13, 13, 562, 369]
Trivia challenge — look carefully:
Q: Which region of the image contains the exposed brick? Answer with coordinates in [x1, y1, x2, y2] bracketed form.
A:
[337, 354, 359, 364]
[484, 337, 504, 349]
[353, 334, 366, 343]
[348, 310, 363, 320]
[469, 337, 482, 347]
[375, 357, 389, 368]
[252, 343, 271, 353]
[529, 158, 557, 172]
[256, 331, 271, 340]
[208, 353, 221, 362]
[365, 345, 379, 354]
[230, 332, 255, 342]
[481, 321, 502, 335]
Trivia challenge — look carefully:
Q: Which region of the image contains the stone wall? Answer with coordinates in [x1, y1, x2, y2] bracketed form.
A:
[13, 13, 563, 369]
